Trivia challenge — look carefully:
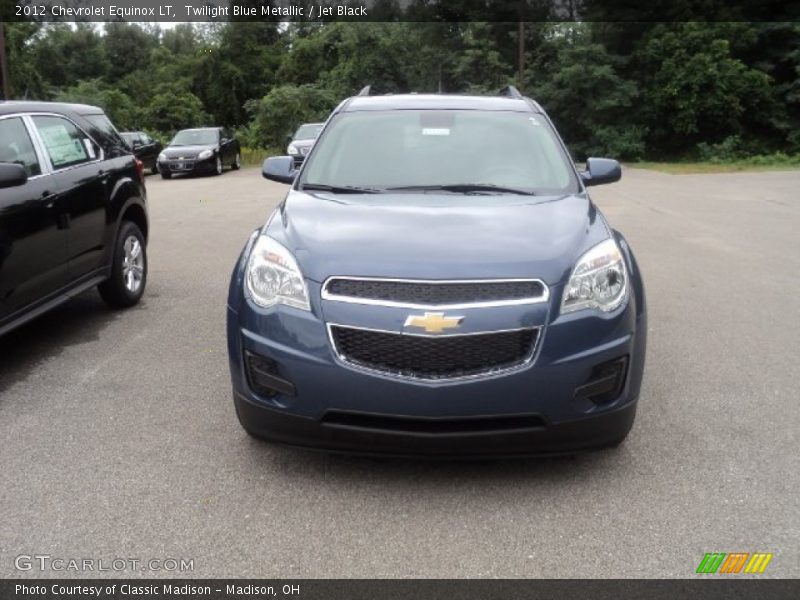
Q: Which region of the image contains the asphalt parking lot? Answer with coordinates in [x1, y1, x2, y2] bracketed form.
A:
[1, 166, 798, 578]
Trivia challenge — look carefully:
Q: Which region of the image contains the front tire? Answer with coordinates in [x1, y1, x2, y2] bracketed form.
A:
[231, 152, 241, 170]
[161, 170, 171, 179]
[151, 162, 159, 175]
[214, 156, 222, 176]
[98, 221, 147, 309]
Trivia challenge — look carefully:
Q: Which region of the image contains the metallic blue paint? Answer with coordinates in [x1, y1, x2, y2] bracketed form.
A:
[226, 96, 647, 456]
[226, 195, 646, 455]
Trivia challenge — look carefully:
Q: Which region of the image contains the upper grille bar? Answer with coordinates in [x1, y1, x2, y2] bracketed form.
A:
[322, 277, 549, 309]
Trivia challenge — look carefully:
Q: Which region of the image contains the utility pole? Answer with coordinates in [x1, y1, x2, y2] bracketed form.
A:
[0, 22, 10, 100]
[517, 21, 525, 92]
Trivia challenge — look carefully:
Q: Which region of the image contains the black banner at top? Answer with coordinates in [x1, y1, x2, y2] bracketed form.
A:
[5, 0, 800, 22]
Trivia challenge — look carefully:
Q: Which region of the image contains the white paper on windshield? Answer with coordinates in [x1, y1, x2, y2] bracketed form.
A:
[422, 128, 450, 136]
[39, 124, 88, 166]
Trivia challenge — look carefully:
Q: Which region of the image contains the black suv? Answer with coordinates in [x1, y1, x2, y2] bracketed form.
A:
[0, 101, 149, 337]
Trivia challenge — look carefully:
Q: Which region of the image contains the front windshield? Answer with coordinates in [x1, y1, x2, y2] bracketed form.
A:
[293, 124, 324, 140]
[171, 129, 218, 146]
[300, 110, 578, 194]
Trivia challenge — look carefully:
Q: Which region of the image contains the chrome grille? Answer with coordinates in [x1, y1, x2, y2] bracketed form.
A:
[323, 277, 548, 308]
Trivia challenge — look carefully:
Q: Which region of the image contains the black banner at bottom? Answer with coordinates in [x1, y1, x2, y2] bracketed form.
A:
[1, 579, 799, 600]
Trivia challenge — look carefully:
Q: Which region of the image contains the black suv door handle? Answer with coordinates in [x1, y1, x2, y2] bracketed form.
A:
[42, 191, 56, 208]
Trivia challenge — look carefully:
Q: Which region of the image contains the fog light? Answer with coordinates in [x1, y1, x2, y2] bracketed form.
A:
[574, 356, 628, 405]
[245, 351, 296, 398]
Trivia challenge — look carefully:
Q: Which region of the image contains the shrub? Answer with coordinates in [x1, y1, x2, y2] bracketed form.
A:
[245, 84, 337, 148]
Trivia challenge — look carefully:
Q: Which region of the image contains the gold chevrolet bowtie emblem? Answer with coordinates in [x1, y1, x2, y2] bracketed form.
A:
[404, 312, 464, 334]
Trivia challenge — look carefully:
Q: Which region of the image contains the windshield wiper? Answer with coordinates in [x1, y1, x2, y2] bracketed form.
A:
[300, 183, 383, 194]
[387, 183, 534, 195]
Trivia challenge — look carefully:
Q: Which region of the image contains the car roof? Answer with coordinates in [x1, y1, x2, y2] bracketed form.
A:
[342, 94, 539, 113]
[0, 100, 104, 116]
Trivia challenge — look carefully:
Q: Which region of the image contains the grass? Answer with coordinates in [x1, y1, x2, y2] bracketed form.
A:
[240, 146, 283, 167]
[627, 154, 800, 174]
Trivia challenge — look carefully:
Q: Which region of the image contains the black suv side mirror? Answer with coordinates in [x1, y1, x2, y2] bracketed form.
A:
[581, 158, 622, 187]
[262, 156, 298, 184]
[0, 163, 28, 189]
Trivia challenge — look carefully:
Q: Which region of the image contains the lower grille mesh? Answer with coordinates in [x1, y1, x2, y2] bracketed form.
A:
[331, 325, 538, 380]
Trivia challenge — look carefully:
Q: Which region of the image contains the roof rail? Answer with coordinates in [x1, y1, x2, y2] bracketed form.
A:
[357, 85, 371, 96]
[498, 85, 523, 99]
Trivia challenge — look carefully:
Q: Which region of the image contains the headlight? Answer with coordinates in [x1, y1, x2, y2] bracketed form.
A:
[287, 144, 298, 155]
[245, 235, 310, 311]
[158, 152, 166, 161]
[198, 149, 214, 160]
[561, 238, 627, 314]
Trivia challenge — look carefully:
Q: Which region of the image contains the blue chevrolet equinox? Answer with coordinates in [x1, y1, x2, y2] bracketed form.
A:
[226, 87, 647, 457]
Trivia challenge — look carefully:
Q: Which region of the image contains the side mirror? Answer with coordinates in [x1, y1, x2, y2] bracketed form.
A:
[581, 157, 621, 187]
[0, 163, 28, 189]
[262, 156, 298, 184]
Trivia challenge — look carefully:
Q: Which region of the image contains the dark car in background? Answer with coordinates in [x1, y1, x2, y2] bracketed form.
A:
[227, 88, 646, 457]
[157, 127, 240, 179]
[287, 122, 324, 166]
[121, 131, 162, 174]
[0, 101, 149, 337]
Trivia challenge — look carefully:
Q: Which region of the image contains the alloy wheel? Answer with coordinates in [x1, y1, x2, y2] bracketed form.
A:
[122, 235, 144, 294]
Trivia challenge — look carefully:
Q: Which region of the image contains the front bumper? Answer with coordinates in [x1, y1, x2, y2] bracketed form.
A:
[227, 272, 647, 456]
[158, 156, 217, 175]
[233, 389, 637, 457]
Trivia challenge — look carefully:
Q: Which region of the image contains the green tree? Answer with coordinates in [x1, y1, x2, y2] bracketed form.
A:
[144, 85, 210, 134]
[194, 22, 283, 127]
[527, 24, 645, 160]
[103, 23, 159, 82]
[246, 84, 337, 147]
[54, 79, 138, 130]
[635, 23, 773, 155]
[30, 23, 109, 91]
[452, 22, 513, 93]
[4, 22, 46, 99]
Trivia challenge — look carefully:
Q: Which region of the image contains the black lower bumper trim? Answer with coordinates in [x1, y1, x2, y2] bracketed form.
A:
[233, 392, 638, 458]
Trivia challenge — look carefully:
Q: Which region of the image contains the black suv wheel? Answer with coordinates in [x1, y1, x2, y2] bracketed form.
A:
[98, 221, 147, 308]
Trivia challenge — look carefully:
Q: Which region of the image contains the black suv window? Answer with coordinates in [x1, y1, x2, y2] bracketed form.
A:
[84, 114, 127, 155]
[32, 115, 95, 169]
[0, 117, 42, 177]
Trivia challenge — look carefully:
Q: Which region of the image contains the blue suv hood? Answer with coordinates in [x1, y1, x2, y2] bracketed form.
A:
[266, 190, 610, 285]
